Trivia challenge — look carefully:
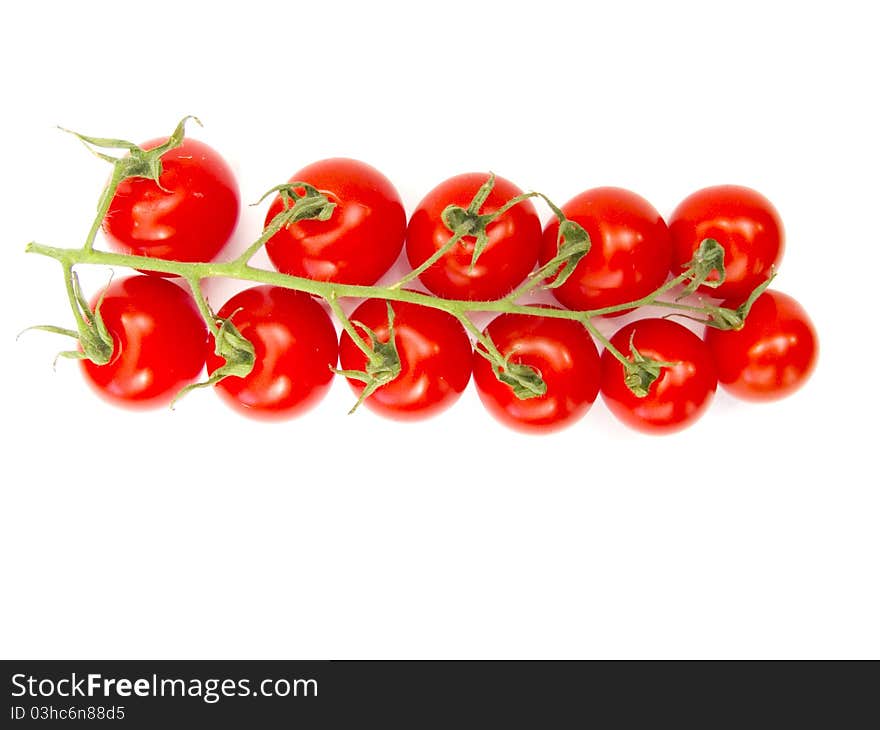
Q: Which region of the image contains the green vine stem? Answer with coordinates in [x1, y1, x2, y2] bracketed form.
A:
[185, 276, 220, 337]
[23, 119, 765, 403]
[235, 182, 336, 266]
[27, 240, 732, 324]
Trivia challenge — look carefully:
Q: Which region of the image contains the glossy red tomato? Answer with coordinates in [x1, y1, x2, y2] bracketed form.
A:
[704, 290, 817, 401]
[103, 137, 239, 264]
[265, 158, 406, 286]
[207, 286, 338, 420]
[540, 187, 672, 313]
[81, 275, 208, 407]
[472, 313, 601, 433]
[600, 318, 717, 434]
[406, 173, 542, 300]
[669, 185, 784, 300]
[338, 299, 472, 419]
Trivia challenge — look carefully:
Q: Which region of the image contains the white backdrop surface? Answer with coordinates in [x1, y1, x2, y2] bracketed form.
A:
[1, 0, 876, 658]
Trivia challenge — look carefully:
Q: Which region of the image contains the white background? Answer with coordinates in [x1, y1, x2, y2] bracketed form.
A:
[1, 0, 877, 659]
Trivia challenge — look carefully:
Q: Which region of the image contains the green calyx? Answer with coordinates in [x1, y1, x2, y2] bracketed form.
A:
[493, 360, 547, 400]
[440, 173, 500, 271]
[210, 314, 257, 379]
[688, 271, 777, 331]
[171, 313, 256, 408]
[61, 116, 203, 254]
[257, 182, 337, 227]
[544, 219, 591, 288]
[20, 267, 114, 367]
[61, 115, 201, 190]
[333, 302, 402, 414]
[472, 328, 547, 400]
[622, 334, 679, 398]
[681, 238, 726, 296]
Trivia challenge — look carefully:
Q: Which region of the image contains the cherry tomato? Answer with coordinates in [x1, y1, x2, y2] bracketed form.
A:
[103, 137, 239, 264]
[540, 187, 672, 313]
[669, 185, 784, 300]
[265, 158, 406, 286]
[406, 173, 542, 300]
[472, 312, 601, 433]
[704, 290, 817, 402]
[338, 299, 472, 419]
[600, 318, 717, 434]
[207, 286, 338, 420]
[81, 275, 208, 408]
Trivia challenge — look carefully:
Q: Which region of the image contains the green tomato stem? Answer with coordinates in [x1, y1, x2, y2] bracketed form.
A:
[583, 271, 693, 317]
[185, 277, 220, 337]
[389, 228, 465, 290]
[326, 292, 377, 363]
[503, 255, 565, 303]
[85, 164, 123, 253]
[26, 241, 726, 332]
[450, 310, 503, 362]
[234, 218, 283, 267]
[578, 316, 631, 371]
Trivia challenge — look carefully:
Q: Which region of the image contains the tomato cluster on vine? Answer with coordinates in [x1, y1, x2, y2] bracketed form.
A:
[27, 120, 818, 435]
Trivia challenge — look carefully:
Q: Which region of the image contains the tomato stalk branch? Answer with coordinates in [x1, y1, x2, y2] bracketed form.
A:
[26, 241, 748, 326]
[85, 165, 124, 253]
[504, 245, 581, 303]
[234, 183, 336, 266]
[185, 276, 220, 338]
[326, 292, 375, 362]
[584, 271, 692, 317]
[234, 214, 287, 267]
[450, 311, 503, 360]
[24, 122, 761, 404]
[389, 228, 465, 290]
[453, 311, 547, 400]
[26, 237, 762, 401]
[26, 260, 115, 365]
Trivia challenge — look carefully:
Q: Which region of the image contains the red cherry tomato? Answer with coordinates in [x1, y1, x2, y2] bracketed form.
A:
[704, 290, 817, 402]
[103, 137, 239, 264]
[338, 299, 472, 419]
[406, 173, 542, 300]
[472, 313, 601, 433]
[81, 275, 208, 408]
[600, 318, 717, 434]
[207, 286, 338, 420]
[265, 158, 406, 286]
[669, 185, 784, 300]
[540, 187, 672, 313]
